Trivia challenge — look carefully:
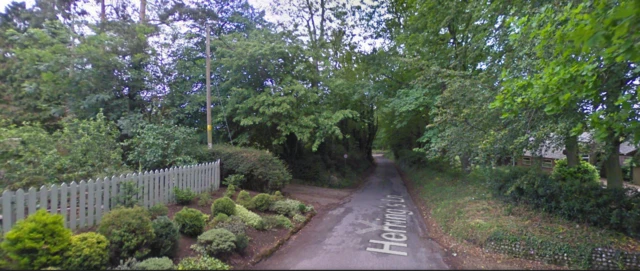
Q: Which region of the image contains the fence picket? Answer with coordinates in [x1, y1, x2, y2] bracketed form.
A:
[39, 185, 48, 211]
[96, 179, 103, 224]
[50, 185, 58, 215]
[60, 183, 68, 227]
[69, 182, 77, 229]
[16, 189, 25, 222]
[142, 171, 149, 208]
[27, 187, 37, 216]
[87, 180, 95, 227]
[168, 168, 175, 204]
[2, 190, 12, 233]
[78, 181, 86, 228]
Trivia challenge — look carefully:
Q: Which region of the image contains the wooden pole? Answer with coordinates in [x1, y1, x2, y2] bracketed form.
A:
[206, 25, 213, 149]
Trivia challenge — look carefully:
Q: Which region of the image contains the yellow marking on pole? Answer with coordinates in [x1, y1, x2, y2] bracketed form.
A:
[207, 125, 212, 131]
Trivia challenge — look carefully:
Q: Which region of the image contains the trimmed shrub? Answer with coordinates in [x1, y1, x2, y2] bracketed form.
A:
[272, 191, 284, 201]
[249, 193, 273, 212]
[148, 204, 168, 220]
[297, 203, 307, 213]
[112, 258, 138, 270]
[235, 204, 265, 230]
[174, 187, 196, 205]
[293, 214, 307, 223]
[551, 159, 600, 184]
[236, 190, 252, 208]
[224, 184, 236, 198]
[209, 144, 291, 192]
[212, 197, 236, 216]
[63, 232, 109, 270]
[269, 199, 303, 217]
[214, 216, 246, 236]
[149, 216, 180, 258]
[174, 208, 206, 237]
[235, 234, 250, 254]
[98, 206, 155, 264]
[195, 229, 236, 256]
[1, 210, 72, 270]
[263, 215, 292, 229]
[213, 213, 229, 224]
[176, 256, 230, 270]
[135, 257, 174, 270]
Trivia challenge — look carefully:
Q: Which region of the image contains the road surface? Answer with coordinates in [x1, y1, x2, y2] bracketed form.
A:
[252, 155, 450, 270]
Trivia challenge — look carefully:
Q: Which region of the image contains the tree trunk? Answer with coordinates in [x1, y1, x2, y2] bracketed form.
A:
[565, 134, 579, 167]
[101, 0, 106, 23]
[460, 153, 472, 174]
[140, 0, 146, 23]
[604, 135, 623, 189]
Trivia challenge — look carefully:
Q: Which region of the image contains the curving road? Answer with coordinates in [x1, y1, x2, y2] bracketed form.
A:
[252, 155, 451, 270]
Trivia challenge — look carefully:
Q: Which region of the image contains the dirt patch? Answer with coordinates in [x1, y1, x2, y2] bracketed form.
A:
[282, 184, 353, 213]
[395, 164, 568, 270]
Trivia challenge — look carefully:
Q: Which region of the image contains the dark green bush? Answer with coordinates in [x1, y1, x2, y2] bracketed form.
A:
[63, 232, 109, 270]
[174, 187, 196, 205]
[97, 206, 155, 264]
[235, 234, 250, 254]
[214, 216, 246, 235]
[487, 165, 640, 238]
[176, 256, 230, 270]
[209, 144, 291, 192]
[149, 216, 179, 258]
[148, 204, 168, 220]
[249, 193, 273, 212]
[174, 207, 206, 237]
[236, 190, 252, 208]
[1, 210, 72, 270]
[134, 257, 174, 270]
[224, 184, 236, 198]
[212, 197, 236, 216]
[195, 229, 236, 256]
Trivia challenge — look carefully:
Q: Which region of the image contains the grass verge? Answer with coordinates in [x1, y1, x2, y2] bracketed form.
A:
[395, 160, 639, 269]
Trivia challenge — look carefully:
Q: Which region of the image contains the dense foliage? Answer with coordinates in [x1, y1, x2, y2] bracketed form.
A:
[212, 197, 236, 216]
[0, 210, 72, 270]
[176, 256, 230, 270]
[64, 232, 110, 270]
[98, 207, 155, 264]
[195, 229, 236, 256]
[149, 216, 180, 258]
[174, 207, 206, 237]
[248, 193, 273, 212]
[135, 257, 175, 270]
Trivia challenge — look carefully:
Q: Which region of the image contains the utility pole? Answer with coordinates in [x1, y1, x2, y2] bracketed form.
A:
[206, 25, 213, 149]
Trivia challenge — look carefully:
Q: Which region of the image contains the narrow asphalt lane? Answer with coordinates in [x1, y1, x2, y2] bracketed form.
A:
[252, 155, 450, 270]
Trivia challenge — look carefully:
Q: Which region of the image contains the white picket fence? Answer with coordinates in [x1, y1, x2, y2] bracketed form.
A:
[0, 160, 220, 233]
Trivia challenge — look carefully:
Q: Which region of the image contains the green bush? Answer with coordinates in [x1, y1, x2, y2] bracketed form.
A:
[235, 204, 265, 230]
[249, 193, 273, 212]
[122, 122, 201, 171]
[212, 197, 236, 216]
[293, 214, 307, 223]
[551, 159, 600, 184]
[174, 208, 206, 237]
[148, 204, 168, 220]
[134, 257, 174, 270]
[98, 206, 155, 264]
[272, 191, 284, 201]
[212, 213, 229, 224]
[176, 256, 230, 270]
[63, 232, 109, 270]
[112, 258, 138, 270]
[235, 234, 250, 254]
[297, 203, 307, 213]
[209, 144, 291, 192]
[1, 210, 72, 270]
[263, 215, 292, 229]
[269, 199, 303, 217]
[149, 216, 180, 258]
[198, 193, 212, 207]
[236, 190, 252, 208]
[174, 187, 196, 205]
[224, 184, 236, 198]
[214, 216, 246, 235]
[223, 174, 246, 187]
[487, 165, 640, 238]
[195, 229, 236, 256]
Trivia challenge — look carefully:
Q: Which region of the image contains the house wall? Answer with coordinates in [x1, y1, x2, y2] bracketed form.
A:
[633, 167, 640, 186]
[517, 156, 557, 172]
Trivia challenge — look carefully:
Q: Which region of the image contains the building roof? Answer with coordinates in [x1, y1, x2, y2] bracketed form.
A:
[620, 142, 638, 156]
[523, 132, 638, 159]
